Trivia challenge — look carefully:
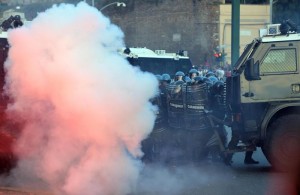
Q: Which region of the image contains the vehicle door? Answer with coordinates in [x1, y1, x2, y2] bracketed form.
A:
[249, 42, 300, 101]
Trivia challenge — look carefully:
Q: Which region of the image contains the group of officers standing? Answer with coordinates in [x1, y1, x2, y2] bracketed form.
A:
[142, 68, 228, 164]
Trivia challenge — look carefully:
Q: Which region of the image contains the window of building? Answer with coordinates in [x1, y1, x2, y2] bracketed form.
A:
[260, 48, 297, 74]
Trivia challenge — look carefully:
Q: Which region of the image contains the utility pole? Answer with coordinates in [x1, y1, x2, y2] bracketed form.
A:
[270, 0, 273, 24]
[231, 0, 240, 67]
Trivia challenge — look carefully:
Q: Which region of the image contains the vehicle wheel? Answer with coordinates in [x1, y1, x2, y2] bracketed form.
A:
[263, 114, 300, 172]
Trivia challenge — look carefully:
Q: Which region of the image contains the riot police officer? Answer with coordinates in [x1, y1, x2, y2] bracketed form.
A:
[189, 68, 199, 80]
[208, 80, 227, 161]
[142, 74, 171, 163]
[207, 75, 218, 85]
[165, 78, 187, 164]
[183, 76, 213, 162]
[205, 71, 216, 78]
[226, 126, 259, 165]
[155, 74, 162, 85]
[160, 73, 171, 123]
[174, 71, 185, 82]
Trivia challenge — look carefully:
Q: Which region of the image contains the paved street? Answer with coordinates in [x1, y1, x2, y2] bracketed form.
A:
[0, 149, 295, 195]
[136, 149, 292, 195]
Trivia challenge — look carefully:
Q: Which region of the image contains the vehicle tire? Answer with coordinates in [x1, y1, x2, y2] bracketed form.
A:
[263, 114, 300, 172]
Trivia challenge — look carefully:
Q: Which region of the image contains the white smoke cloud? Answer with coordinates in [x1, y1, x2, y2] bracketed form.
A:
[136, 163, 235, 195]
[3, 2, 157, 195]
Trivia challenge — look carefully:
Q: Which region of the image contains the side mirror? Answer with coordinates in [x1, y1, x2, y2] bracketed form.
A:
[244, 58, 261, 81]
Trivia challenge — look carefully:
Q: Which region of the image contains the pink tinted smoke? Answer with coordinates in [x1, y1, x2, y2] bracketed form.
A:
[4, 2, 157, 195]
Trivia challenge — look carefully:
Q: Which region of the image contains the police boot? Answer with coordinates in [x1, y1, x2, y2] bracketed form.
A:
[244, 151, 259, 164]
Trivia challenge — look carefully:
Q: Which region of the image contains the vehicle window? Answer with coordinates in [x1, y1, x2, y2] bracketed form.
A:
[260, 48, 297, 73]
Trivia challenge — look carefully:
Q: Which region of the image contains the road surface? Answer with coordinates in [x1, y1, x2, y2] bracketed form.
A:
[0, 149, 295, 195]
[136, 149, 295, 195]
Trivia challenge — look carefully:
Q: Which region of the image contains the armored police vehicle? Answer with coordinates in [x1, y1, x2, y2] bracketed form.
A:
[224, 20, 300, 171]
[140, 20, 300, 169]
[119, 47, 193, 77]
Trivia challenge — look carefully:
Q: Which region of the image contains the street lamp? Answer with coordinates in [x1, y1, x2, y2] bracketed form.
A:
[100, 2, 126, 11]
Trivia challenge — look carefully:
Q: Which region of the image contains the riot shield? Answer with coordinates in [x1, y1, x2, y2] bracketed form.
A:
[167, 82, 185, 129]
[183, 83, 209, 130]
[151, 95, 164, 131]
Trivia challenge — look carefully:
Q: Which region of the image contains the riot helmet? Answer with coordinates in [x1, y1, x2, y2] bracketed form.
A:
[174, 71, 185, 81]
[205, 71, 215, 78]
[155, 74, 162, 81]
[161, 73, 171, 83]
[208, 76, 218, 85]
[203, 77, 213, 88]
[189, 68, 199, 79]
[211, 80, 225, 95]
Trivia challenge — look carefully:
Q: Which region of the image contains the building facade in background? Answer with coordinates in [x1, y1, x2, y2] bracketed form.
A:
[1, 0, 62, 5]
[0, 0, 273, 67]
[109, 1, 270, 66]
[108, 0, 219, 67]
[218, 4, 270, 64]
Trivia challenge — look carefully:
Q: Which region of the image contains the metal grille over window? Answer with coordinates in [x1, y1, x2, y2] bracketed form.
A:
[260, 49, 297, 73]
